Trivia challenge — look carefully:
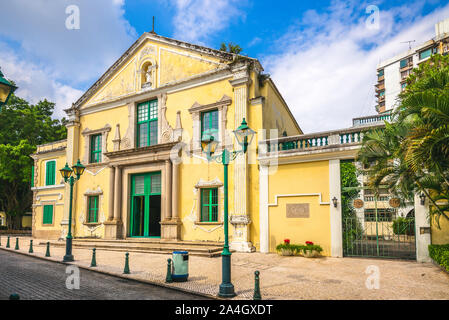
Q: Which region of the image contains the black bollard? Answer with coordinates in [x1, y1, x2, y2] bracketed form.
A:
[123, 252, 130, 274]
[90, 248, 97, 267]
[166, 258, 173, 283]
[29, 240, 33, 253]
[253, 270, 262, 300]
[45, 241, 51, 257]
[14, 238, 19, 250]
[6, 236, 10, 248]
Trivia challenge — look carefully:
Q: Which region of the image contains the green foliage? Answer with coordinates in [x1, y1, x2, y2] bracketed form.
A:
[302, 244, 323, 253]
[428, 244, 449, 272]
[219, 42, 243, 54]
[340, 161, 364, 250]
[275, 243, 323, 254]
[392, 217, 415, 235]
[340, 161, 360, 219]
[357, 54, 449, 225]
[0, 92, 67, 229]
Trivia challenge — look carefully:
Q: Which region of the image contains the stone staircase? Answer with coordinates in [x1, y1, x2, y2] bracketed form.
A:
[36, 238, 224, 258]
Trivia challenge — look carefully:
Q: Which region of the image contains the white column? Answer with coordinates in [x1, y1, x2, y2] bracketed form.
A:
[329, 159, 343, 257]
[259, 164, 269, 253]
[415, 193, 431, 262]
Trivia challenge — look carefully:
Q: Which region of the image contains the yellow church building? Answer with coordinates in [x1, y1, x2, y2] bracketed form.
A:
[30, 32, 437, 261]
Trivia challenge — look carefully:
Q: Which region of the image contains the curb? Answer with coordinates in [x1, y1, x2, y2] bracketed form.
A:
[0, 246, 223, 300]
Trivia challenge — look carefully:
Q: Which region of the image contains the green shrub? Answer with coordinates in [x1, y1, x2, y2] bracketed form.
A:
[302, 244, 323, 253]
[0, 226, 8, 231]
[429, 244, 449, 272]
[393, 217, 415, 235]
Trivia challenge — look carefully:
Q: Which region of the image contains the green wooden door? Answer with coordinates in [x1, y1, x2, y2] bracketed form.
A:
[130, 172, 161, 238]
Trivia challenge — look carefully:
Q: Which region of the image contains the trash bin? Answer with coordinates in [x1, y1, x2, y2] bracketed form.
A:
[172, 251, 189, 282]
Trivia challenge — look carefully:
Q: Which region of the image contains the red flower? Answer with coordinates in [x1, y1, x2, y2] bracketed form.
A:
[306, 241, 314, 246]
[284, 239, 290, 244]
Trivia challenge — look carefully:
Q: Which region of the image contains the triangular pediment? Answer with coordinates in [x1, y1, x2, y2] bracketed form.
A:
[78, 33, 235, 108]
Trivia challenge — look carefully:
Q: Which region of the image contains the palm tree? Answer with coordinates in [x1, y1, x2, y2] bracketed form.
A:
[219, 42, 243, 54]
[358, 54, 449, 223]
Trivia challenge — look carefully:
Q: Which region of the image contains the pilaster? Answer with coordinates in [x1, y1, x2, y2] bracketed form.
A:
[415, 193, 431, 262]
[229, 62, 255, 252]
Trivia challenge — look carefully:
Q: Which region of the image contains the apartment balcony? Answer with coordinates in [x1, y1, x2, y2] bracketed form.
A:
[377, 75, 384, 82]
[375, 82, 385, 91]
[376, 95, 386, 104]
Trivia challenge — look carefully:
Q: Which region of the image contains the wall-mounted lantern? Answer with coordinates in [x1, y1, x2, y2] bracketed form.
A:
[332, 197, 338, 208]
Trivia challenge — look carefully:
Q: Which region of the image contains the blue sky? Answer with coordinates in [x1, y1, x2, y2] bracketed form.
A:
[0, 0, 448, 132]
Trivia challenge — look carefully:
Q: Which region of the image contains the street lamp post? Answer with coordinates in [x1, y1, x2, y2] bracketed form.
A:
[0, 67, 17, 111]
[201, 118, 255, 298]
[60, 160, 86, 262]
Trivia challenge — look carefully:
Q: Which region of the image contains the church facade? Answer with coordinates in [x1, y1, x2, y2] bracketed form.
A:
[30, 32, 302, 253]
[30, 32, 438, 261]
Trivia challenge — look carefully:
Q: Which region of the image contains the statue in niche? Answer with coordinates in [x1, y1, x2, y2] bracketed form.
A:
[142, 63, 155, 90]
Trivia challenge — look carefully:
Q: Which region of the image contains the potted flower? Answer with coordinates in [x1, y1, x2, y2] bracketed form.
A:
[301, 241, 323, 258]
[276, 239, 294, 256]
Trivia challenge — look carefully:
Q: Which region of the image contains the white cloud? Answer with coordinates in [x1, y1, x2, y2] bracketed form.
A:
[264, 1, 449, 133]
[0, 0, 137, 117]
[170, 0, 246, 44]
[0, 42, 83, 119]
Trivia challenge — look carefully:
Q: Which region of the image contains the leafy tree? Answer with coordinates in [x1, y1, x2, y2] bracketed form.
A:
[340, 161, 360, 219]
[219, 42, 243, 54]
[340, 161, 363, 251]
[357, 54, 449, 226]
[0, 91, 67, 229]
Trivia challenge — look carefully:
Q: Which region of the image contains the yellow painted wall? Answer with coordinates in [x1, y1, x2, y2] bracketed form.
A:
[261, 80, 302, 138]
[22, 215, 32, 228]
[267, 161, 332, 255]
[84, 39, 224, 107]
[431, 216, 449, 244]
[0, 212, 6, 226]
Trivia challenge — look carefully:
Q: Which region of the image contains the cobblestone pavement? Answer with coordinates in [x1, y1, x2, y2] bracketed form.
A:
[1, 237, 449, 300]
[0, 250, 207, 300]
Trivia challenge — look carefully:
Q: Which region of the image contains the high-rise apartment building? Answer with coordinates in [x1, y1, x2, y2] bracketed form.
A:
[375, 18, 449, 113]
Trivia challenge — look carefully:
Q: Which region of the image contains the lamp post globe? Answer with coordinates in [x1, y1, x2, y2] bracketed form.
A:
[0, 67, 17, 111]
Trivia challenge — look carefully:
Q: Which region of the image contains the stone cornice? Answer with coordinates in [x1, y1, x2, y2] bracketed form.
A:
[81, 124, 112, 136]
[188, 95, 232, 114]
[104, 142, 178, 159]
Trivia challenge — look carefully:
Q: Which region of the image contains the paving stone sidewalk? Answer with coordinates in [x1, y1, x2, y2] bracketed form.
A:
[1, 236, 449, 300]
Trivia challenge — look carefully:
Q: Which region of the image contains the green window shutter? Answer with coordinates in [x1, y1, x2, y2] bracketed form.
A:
[201, 110, 219, 142]
[31, 165, 34, 187]
[201, 188, 218, 222]
[400, 59, 407, 68]
[43, 205, 53, 224]
[46, 161, 56, 186]
[88, 196, 98, 223]
[137, 99, 158, 147]
[90, 134, 102, 163]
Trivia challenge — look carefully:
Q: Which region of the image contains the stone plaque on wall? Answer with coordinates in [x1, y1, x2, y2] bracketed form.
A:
[286, 204, 310, 218]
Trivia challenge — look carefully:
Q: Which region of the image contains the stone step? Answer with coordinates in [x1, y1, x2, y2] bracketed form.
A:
[36, 241, 224, 258]
[71, 238, 224, 247]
